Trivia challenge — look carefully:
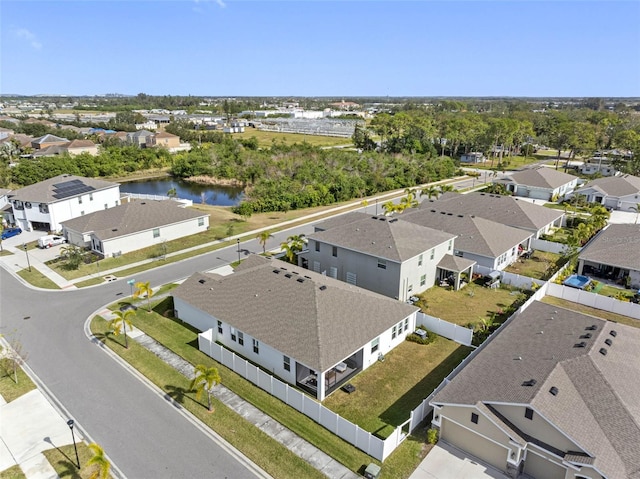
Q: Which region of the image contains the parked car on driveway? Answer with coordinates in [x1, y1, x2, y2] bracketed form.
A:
[1, 227, 22, 240]
[38, 235, 66, 249]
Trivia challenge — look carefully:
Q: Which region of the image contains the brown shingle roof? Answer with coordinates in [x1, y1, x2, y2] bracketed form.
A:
[309, 215, 456, 262]
[65, 139, 96, 149]
[432, 301, 640, 479]
[61, 199, 206, 240]
[173, 256, 418, 372]
[578, 224, 640, 272]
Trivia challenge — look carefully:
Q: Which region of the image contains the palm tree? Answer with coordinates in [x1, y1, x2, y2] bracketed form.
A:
[382, 200, 397, 216]
[109, 309, 134, 349]
[167, 187, 177, 199]
[86, 443, 110, 479]
[631, 203, 640, 224]
[134, 281, 154, 312]
[399, 194, 418, 212]
[256, 231, 273, 254]
[190, 364, 221, 411]
[439, 184, 455, 195]
[281, 234, 306, 263]
[420, 185, 439, 200]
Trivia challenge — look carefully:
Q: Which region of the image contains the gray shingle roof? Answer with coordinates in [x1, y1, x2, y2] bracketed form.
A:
[503, 167, 577, 189]
[308, 215, 456, 262]
[432, 301, 640, 479]
[31, 134, 69, 145]
[420, 192, 564, 233]
[403, 209, 533, 258]
[173, 256, 418, 372]
[578, 224, 640, 271]
[579, 175, 640, 197]
[8, 175, 119, 203]
[436, 254, 476, 272]
[61, 199, 207, 240]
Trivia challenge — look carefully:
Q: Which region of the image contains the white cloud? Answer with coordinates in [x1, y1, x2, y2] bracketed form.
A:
[193, 0, 225, 12]
[15, 28, 42, 50]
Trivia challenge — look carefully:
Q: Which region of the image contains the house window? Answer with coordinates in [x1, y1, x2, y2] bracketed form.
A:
[418, 254, 423, 266]
[153, 228, 160, 238]
[78, 197, 82, 204]
[392, 325, 397, 339]
[217, 320, 223, 334]
[80, 211, 84, 215]
[371, 337, 379, 354]
[89, 193, 93, 201]
[283, 355, 290, 372]
[39, 204, 49, 214]
[104, 204, 108, 210]
[315, 241, 320, 252]
[377, 259, 387, 270]
[231, 328, 237, 342]
[471, 412, 479, 424]
[25, 202, 32, 209]
[332, 246, 337, 257]
[448, 240, 453, 251]
[408, 284, 413, 292]
[253, 339, 259, 354]
[198, 217, 204, 226]
[404, 318, 409, 331]
[525, 408, 534, 420]
[430, 249, 435, 260]
[13, 201, 24, 210]
[238, 331, 244, 346]
[420, 274, 426, 286]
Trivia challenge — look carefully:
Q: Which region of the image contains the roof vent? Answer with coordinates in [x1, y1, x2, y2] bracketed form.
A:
[112, 228, 118, 232]
[280, 267, 287, 270]
[141, 202, 146, 205]
[457, 215, 464, 218]
[586, 325, 597, 331]
[284, 273, 292, 278]
[440, 211, 446, 215]
[522, 379, 537, 387]
[389, 218, 398, 223]
[304, 275, 311, 279]
[447, 213, 453, 216]
[371, 216, 377, 219]
[604, 338, 612, 346]
[296, 277, 305, 283]
[581, 333, 592, 339]
[575, 342, 587, 348]
[378, 217, 386, 221]
[610, 330, 617, 337]
[292, 271, 299, 275]
[198, 279, 206, 284]
[319, 285, 327, 291]
[599, 348, 608, 356]
[430, 209, 436, 213]
[549, 387, 559, 396]
[514, 356, 522, 361]
[273, 269, 280, 274]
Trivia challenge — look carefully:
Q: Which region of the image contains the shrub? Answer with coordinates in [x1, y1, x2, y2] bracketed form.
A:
[427, 428, 439, 445]
[406, 327, 438, 345]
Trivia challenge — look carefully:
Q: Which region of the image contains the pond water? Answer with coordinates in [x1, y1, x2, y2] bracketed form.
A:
[119, 177, 244, 206]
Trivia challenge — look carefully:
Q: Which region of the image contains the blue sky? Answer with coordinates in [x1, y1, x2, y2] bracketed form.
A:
[1, 1, 639, 97]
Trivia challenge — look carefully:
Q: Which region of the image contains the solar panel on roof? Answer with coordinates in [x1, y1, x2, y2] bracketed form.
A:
[52, 184, 96, 200]
[53, 179, 83, 189]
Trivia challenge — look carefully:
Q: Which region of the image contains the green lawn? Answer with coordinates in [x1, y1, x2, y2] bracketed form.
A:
[42, 443, 103, 479]
[469, 155, 538, 171]
[74, 277, 104, 288]
[418, 282, 528, 329]
[0, 361, 36, 403]
[323, 339, 471, 438]
[541, 296, 640, 330]
[16, 268, 60, 289]
[592, 284, 638, 301]
[0, 249, 13, 257]
[504, 251, 563, 280]
[0, 465, 26, 479]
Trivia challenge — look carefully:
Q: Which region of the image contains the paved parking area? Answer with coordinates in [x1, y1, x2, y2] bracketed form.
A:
[409, 443, 510, 479]
[2, 230, 65, 262]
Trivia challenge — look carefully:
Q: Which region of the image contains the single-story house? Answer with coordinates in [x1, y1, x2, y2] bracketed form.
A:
[572, 175, 640, 212]
[173, 255, 419, 401]
[577, 224, 640, 289]
[423, 192, 565, 238]
[402, 209, 533, 271]
[299, 212, 460, 300]
[431, 301, 640, 479]
[61, 199, 209, 258]
[494, 167, 578, 201]
[8, 174, 121, 232]
[460, 152, 487, 164]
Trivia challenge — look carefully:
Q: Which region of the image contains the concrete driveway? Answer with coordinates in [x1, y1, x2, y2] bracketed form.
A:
[409, 442, 510, 479]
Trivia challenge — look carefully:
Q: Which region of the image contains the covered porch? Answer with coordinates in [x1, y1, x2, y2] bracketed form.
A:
[296, 349, 363, 400]
[436, 255, 477, 291]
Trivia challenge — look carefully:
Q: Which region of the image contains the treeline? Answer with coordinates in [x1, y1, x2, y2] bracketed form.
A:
[170, 140, 458, 214]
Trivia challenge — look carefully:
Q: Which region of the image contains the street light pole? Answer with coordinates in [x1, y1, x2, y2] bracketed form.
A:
[236, 239, 241, 263]
[66, 419, 80, 468]
[23, 243, 31, 272]
[127, 278, 136, 298]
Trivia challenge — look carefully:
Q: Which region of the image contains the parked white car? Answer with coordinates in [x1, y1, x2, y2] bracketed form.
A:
[38, 235, 67, 249]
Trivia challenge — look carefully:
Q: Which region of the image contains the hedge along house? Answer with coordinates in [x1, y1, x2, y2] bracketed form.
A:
[8, 174, 121, 233]
[430, 301, 640, 479]
[172, 255, 419, 401]
[60, 199, 209, 258]
[299, 212, 458, 300]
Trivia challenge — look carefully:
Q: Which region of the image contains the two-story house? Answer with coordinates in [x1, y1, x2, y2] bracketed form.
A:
[8, 174, 121, 232]
[299, 212, 459, 301]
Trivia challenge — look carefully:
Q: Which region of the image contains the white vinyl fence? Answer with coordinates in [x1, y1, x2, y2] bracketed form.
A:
[474, 265, 545, 291]
[531, 238, 577, 255]
[417, 312, 473, 346]
[546, 282, 640, 320]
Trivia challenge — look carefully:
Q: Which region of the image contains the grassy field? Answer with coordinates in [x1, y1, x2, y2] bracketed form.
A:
[233, 128, 353, 148]
[504, 251, 562, 280]
[418, 282, 528, 329]
[323, 339, 471, 438]
[470, 155, 539, 171]
[16, 268, 60, 289]
[0, 362, 36, 403]
[541, 296, 640, 329]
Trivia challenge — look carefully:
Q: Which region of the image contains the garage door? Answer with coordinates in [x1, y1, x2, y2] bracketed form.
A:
[524, 450, 567, 479]
[441, 418, 508, 473]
